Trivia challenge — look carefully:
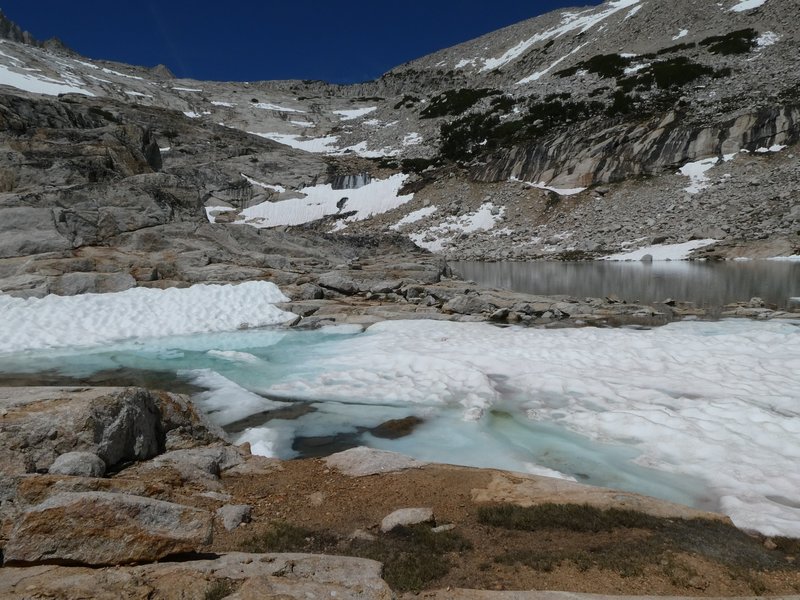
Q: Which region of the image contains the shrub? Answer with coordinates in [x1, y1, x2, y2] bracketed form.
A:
[700, 28, 758, 55]
[420, 88, 500, 119]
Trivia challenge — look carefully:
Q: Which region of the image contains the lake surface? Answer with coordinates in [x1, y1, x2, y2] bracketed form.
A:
[451, 260, 800, 309]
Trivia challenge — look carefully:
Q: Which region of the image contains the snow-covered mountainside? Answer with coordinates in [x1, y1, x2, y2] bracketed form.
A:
[0, 0, 798, 267]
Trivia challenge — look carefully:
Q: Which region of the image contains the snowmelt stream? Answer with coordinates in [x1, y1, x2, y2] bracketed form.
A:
[0, 284, 798, 536]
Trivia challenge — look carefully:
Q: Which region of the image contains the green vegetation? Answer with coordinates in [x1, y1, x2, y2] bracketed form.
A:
[439, 98, 603, 162]
[479, 502, 799, 589]
[400, 157, 439, 174]
[700, 28, 759, 55]
[349, 525, 471, 592]
[240, 522, 470, 593]
[478, 503, 661, 532]
[420, 88, 500, 119]
[654, 41, 698, 56]
[556, 53, 632, 79]
[394, 95, 420, 110]
[204, 579, 237, 600]
[240, 521, 335, 553]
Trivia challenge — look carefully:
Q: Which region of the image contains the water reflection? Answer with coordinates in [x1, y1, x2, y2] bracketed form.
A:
[451, 260, 800, 309]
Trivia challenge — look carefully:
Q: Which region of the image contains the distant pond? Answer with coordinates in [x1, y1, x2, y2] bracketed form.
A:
[450, 260, 800, 309]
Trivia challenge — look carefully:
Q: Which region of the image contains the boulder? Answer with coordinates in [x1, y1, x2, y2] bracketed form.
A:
[0, 387, 188, 475]
[317, 272, 360, 295]
[324, 447, 427, 477]
[4, 491, 213, 566]
[48, 452, 106, 477]
[380, 507, 435, 533]
[216, 504, 252, 531]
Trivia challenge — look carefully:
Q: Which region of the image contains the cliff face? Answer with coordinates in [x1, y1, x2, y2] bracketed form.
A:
[475, 104, 800, 187]
[0, 10, 37, 46]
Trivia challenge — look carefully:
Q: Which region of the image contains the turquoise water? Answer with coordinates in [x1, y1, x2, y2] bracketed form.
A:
[0, 325, 715, 511]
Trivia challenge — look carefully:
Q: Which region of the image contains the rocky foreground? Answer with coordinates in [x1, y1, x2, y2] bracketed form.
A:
[1, 386, 799, 599]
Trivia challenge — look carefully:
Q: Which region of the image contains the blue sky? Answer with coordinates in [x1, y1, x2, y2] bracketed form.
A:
[2, 1, 602, 83]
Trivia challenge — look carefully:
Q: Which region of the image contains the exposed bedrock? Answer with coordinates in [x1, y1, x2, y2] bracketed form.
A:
[474, 105, 800, 187]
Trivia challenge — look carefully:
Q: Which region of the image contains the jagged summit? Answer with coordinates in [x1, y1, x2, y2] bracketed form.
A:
[0, 9, 37, 45]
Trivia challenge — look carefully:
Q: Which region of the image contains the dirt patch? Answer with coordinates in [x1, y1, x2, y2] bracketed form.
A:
[202, 457, 800, 596]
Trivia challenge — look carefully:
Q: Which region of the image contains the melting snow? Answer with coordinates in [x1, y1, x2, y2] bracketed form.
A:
[410, 203, 504, 252]
[730, 0, 768, 11]
[333, 107, 377, 120]
[604, 239, 718, 261]
[402, 133, 423, 146]
[235, 174, 413, 228]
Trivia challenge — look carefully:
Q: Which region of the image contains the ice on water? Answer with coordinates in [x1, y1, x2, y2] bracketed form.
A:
[0, 284, 798, 536]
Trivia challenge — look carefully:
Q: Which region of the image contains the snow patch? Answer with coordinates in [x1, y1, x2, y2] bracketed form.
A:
[730, 0, 768, 11]
[482, 0, 641, 72]
[410, 203, 504, 252]
[253, 102, 304, 113]
[333, 107, 377, 120]
[249, 132, 340, 153]
[0, 64, 94, 97]
[390, 206, 438, 231]
[756, 31, 779, 47]
[755, 144, 786, 153]
[241, 174, 286, 193]
[402, 133, 423, 146]
[512, 177, 586, 196]
[672, 29, 689, 40]
[604, 239, 717, 261]
[0, 282, 295, 354]
[172, 86, 202, 92]
[236, 174, 413, 228]
[211, 101, 235, 107]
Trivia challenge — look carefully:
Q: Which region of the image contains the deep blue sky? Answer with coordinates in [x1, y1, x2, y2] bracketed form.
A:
[2, 1, 602, 83]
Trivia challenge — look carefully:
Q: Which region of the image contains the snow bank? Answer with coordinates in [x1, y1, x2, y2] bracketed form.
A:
[0, 282, 295, 354]
[604, 239, 717, 261]
[237, 174, 413, 228]
[390, 206, 438, 231]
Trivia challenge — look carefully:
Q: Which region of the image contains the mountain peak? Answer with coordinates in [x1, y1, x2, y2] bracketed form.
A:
[0, 9, 38, 46]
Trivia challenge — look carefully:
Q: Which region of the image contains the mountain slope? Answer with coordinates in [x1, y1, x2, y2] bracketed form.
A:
[0, 0, 797, 265]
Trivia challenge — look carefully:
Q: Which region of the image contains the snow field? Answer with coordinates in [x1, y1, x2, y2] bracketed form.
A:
[236, 174, 413, 228]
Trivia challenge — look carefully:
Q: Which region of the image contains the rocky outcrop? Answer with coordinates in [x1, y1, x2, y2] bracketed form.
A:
[4, 491, 213, 566]
[0, 387, 208, 475]
[0, 553, 392, 600]
[475, 105, 800, 187]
